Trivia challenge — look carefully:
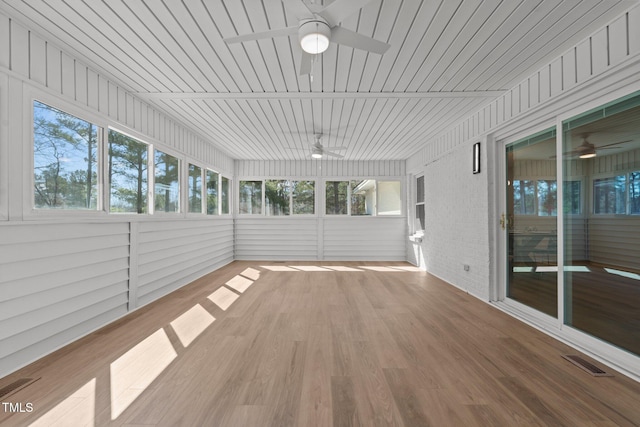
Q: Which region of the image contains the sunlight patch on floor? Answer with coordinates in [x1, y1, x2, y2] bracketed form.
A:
[261, 265, 299, 271]
[324, 266, 364, 272]
[226, 275, 254, 293]
[293, 265, 333, 271]
[240, 267, 261, 280]
[170, 304, 216, 348]
[360, 266, 404, 272]
[110, 329, 177, 420]
[29, 378, 95, 427]
[208, 286, 240, 311]
[605, 267, 640, 281]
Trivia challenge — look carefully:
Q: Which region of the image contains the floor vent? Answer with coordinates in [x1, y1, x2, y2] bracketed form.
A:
[0, 377, 40, 399]
[562, 355, 613, 377]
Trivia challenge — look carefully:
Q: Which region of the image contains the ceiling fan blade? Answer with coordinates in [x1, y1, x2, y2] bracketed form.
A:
[283, 0, 314, 20]
[299, 51, 313, 75]
[324, 150, 344, 158]
[224, 26, 297, 44]
[597, 139, 632, 149]
[319, 0, 372, 27]
[330, 27, 390, 55]
[322, 146, 347, 150]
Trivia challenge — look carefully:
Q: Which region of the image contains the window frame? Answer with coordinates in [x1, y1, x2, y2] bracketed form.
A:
[206, 169, 220, 215]
[152, 146, 181, 215]
[323, 177, 405, 218]
[107, 127, 153, 215]
[414, 174, 425, 233]
[186, 162, 206, 215]
[237, 177, 318, 216]
[26, 90, 110, 219]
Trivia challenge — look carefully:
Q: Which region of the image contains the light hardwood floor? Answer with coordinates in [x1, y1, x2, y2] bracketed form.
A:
[1, 261, 639, 426]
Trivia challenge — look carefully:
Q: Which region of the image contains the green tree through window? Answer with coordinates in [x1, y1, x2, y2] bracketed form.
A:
[33, 101, 98, 209]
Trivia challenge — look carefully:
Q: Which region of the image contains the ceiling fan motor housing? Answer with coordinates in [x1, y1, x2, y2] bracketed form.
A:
[299, 18, 331, 54]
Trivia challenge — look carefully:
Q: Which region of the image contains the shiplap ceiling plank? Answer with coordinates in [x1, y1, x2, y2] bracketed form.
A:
[1, 0, 635, 161]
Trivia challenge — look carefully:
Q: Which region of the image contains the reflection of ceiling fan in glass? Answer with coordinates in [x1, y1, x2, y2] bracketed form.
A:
[223, 0, 390, 75]
[553, 134, 631, 159]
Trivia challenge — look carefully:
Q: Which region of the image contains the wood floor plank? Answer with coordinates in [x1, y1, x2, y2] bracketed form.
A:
[1, 261, 639, 427]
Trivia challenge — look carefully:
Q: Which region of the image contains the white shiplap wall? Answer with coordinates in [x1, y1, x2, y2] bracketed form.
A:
[235, 160, 407, 261]
[0, 14, 235, 377]
[406, 5, 640, 301]
[407, 6, 640, 172]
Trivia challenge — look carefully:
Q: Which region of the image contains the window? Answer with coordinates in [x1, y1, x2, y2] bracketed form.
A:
[207, 170, 219, 215]
[594, 176, 626, 214]
[377, 181, 402, 215]
[415, 175, 425, 231]
[33, 101, 99, 210]
[108, 130, 148, 214]
[563, 180, 582, 215]
[326, 181, 348, 215]
[188, 164, 203, 213]
[265, 180, 290, 216]
[351, 180, 375, 215]
[537, 180, 557, 216]
[239, 180, 262, 214]
[512, 180, 535, 215]
[292, 180, 315, 214]
[631, 172, 640, 215]
[154, 149, 179, 213]
[263, 180, 315, 215]
[221, 176, 230, 214]
[326, 179, 402, 216]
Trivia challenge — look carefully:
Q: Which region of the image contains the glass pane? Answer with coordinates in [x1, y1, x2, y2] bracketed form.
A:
[416, 176, 424, 203]
[537, 180, 557, 216]
[154, 149, 179, 213]
[506, 129, 557, 317]
[292, 180, 315, 215]
[188, 164, 202, 213]
[221, 177, 230, 214]
[239, 180, 262, 214]
[563, 180, 582, 215]
[109, 130, 148, 214]
[631, 172, 640, 215]
[378, 181, 401, 215]
[563, 99, 640, 356]
[512, 180, 535, 215]
[416, 204, 425, 231]
[33, 101, 98, 209]
[351, 179, 374, 215]
[265, 180, 290, 216]
[325, 181, 348, 215]
[207, 170, 219, 215]
[593, 176, 626, 214]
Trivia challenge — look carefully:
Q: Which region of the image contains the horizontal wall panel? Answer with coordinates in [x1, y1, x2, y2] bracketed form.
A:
[323, 218, 406, 261]
[235, 218, 318, 260]
[0, 222, 131, 370]
[0, 303, 128, 374]
[136, 220, 234, 307]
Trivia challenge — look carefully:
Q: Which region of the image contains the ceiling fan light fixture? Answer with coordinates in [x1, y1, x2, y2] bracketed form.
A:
[579, 151, 596, 159]
[299, 20, 331, 54]
[311, 146, 323, 159]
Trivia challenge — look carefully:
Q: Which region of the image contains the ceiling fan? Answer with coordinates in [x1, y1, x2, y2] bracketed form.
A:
[290, 134, 347, 159]
[223, 0, 390, 75]
[552, 135, 632, 159]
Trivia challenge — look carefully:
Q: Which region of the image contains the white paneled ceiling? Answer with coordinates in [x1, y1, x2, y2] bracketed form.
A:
[1, 0, 635, 160]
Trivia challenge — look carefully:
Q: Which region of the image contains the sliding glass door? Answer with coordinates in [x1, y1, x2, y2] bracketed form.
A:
[505, 129, 558, 318]
[501, 91, 640, 359]
[562, 93, 640, 356]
